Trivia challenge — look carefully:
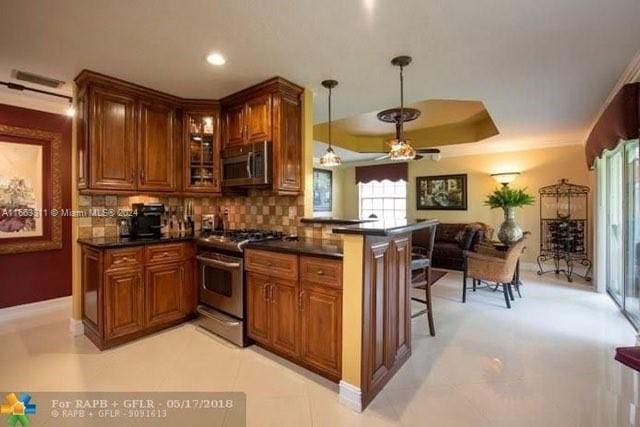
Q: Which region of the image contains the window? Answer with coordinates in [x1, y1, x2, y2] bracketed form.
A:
[358, 179, 407, 220]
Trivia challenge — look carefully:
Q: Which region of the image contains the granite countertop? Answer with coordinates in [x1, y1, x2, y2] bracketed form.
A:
[78, 233, 195, 248]
[244, 237, 343, 259]
[332, 219, 439, 236]
[299, 217, 377, 225]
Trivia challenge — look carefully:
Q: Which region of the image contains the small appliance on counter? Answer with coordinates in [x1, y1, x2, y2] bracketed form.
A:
[131, 203, 165, 239]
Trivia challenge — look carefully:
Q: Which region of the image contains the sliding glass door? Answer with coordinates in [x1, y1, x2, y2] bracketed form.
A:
[606, 147, 624, 304]
[624, 141, 640, 324]
[602, 140, 640, 328]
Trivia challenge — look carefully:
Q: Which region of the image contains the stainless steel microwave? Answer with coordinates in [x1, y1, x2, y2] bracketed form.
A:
[221, 141, 271, 188]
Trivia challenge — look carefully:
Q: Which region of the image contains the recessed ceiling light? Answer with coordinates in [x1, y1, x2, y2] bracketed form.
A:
[206, 53, 226, 66]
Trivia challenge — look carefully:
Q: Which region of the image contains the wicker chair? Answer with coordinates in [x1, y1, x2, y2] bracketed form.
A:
[462, 233, 529, 309]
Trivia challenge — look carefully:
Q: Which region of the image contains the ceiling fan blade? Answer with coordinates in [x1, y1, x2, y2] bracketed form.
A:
[413, 154, 424, 160]
[375, 154, 390, 161]
[415, 148, 441, 154]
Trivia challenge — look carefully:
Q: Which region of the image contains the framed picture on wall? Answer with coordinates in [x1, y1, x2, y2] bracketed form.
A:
[313, 168, 332, 212]
[416, 174, 468, 210]
[0, 124, 62, 254]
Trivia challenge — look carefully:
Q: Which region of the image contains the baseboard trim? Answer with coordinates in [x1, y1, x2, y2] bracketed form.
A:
[339, 380, 363, 412]
[0, 296, 71, 323]
[69, 318, 84, 336]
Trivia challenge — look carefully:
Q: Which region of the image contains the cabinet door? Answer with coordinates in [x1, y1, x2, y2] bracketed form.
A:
[104, 269, 144, 339]
[364, 241, 392, 391]
[246, 94, 271, 142]
[89, 87, 137, 190]
[273, 94, 302, 193]
[247, 272, 271, 344]
[389, 236, 411, 364]
[223, 103, 245, 147]
[138, 100, 177, 191]
[270, 278, 300, 358]
[145, 262, 185, 328]
[300, 284, 342, 379]
[183, 111, 221, 193]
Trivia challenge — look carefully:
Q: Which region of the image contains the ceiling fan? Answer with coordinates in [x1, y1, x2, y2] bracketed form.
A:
[369, 119, 441, 161]
[365, 55, 440, 161]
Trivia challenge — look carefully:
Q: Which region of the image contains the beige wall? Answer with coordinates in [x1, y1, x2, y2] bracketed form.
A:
[341, 144, 594, 263]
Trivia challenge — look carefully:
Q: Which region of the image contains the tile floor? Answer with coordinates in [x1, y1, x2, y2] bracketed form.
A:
[1, 271, 639, 426]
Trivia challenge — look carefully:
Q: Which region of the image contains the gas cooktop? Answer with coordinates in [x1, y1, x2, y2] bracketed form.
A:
[196, 229, 284, 252]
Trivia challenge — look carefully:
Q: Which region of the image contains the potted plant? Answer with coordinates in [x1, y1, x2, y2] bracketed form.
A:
[484, 186, 535, 245]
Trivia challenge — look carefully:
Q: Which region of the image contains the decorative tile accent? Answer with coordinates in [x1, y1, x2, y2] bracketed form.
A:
[80, 190, 341, 243]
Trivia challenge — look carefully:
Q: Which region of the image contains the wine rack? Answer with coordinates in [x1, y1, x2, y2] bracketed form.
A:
[537, 179, 591, 282]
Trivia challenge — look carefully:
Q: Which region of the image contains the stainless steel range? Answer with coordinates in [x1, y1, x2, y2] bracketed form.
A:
[195, 229, 283, 346]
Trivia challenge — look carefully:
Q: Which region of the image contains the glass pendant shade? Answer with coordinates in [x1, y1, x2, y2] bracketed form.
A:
[388, 139, 416, 161]
[320, 146, 342, 166]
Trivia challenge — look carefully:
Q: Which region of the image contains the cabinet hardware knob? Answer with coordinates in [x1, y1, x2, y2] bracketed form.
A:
[140, 168, 145, 181]
[316, 270, 324, 275]
[299, 290, 305, 311]
[160, 252, 170, 257]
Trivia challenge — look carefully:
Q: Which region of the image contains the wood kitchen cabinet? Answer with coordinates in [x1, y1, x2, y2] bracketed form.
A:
[104, 269, 144, 339]
[245, 249, 342, 382]
[183, 108, 221, 194]
[76, 70, 181, 194]
[222, 94, 271, 147]
[300, 283, 342, 379]
[221, 78, 303, 195]
[80, 242, 196, 349]
[138, 100, 176, 191]
[86, 86, 137, 191]
[361, 233, 412, 407]
[76, 70, 303, 196]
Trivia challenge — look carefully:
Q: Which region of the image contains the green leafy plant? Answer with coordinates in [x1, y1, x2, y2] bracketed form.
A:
[484, 186, 535, 209]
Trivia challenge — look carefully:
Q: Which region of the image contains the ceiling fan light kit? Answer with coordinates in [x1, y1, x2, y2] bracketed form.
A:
[385, 55, 418, 161]
[319, 79, 342, 167]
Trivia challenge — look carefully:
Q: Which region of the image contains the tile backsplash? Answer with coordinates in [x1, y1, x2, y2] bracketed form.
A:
[77, 191, 339, 241]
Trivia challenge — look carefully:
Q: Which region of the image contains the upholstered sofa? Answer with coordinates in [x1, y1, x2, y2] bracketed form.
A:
[431, 223, 493, 271]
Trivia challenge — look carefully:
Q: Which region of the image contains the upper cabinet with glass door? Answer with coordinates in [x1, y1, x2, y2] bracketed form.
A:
[183, 110, 221, 194]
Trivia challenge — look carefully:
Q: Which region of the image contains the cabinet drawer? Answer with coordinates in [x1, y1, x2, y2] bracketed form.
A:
[300, 256, 342, 289]
[105, 247, 143, 271]
[145, 243, 186, 264]
[245, 249, 298, 280]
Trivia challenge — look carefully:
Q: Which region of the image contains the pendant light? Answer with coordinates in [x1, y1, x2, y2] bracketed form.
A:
[319, 79, 342, 167]
[386, 56, 416, 161]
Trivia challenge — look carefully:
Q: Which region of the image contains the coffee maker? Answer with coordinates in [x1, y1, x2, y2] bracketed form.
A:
[131, 203, 165, 239]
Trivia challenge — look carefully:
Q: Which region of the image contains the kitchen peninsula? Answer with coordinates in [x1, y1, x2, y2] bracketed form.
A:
[334, 219, 439, 411]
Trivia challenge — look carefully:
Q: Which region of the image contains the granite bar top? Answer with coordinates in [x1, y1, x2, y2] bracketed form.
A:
[332, 219, 439, 236]
[78, 233, 195, 248]
[244, 237, 343, 259]
[300, 217, 376, 225]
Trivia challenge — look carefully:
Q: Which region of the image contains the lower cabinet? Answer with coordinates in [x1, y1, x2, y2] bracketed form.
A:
[300, 283, 342, 379]
[245, 250, 342, 382]
[270, 278, 300, 358]
[145, 262, 186, 328]
[105, 269, 144, 339]
[81, 243, 196, 349]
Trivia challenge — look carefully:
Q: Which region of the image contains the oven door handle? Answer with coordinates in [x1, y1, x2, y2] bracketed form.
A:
[196, 255, 241, 269]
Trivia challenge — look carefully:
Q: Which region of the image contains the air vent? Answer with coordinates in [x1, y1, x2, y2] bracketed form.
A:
[12, 70, 64, 89]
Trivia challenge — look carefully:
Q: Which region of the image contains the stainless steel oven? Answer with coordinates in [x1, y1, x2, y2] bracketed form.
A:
[196, 251, 246, 346]
[221, 141, 271, 188]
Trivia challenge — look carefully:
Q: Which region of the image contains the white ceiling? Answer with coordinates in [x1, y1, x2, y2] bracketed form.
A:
[0, 0, 638, 148]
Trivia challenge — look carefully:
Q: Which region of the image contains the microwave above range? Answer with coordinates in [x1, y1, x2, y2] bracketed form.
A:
[221, 141, 271, 188]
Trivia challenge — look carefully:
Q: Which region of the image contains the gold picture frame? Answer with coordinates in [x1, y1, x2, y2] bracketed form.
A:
[0, 124, 62, 254]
